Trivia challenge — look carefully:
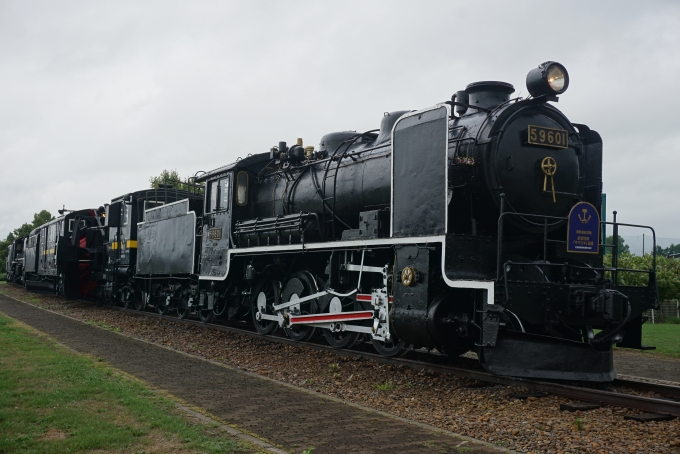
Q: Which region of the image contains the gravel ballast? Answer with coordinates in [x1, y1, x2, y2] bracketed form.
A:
[2, 285, 679, 454]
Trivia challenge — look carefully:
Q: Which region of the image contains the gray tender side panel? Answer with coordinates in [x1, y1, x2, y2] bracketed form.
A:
[145, 200, 190, 222]
[137, 200, 196, 275]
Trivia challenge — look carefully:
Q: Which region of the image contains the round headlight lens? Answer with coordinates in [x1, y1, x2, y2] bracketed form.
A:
[526, 61, 569, 98]
[546, 64, 567, 93]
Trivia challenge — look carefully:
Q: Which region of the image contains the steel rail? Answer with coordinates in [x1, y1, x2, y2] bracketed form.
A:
[612, 378, 680, 400]
[106, 304, 680, 417]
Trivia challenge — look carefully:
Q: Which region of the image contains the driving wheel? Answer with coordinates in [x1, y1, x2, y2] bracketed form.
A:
[251, 276, 280, 335]
[322, 296, 361, 349]
[372, 336, 408, 357]
[282, 271, 318, 342]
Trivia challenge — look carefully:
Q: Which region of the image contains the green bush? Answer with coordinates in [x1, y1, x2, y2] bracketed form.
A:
[604, 253, 680, 300]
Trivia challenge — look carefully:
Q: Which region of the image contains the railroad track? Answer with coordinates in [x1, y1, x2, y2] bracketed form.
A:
[104, 304, 680, 418]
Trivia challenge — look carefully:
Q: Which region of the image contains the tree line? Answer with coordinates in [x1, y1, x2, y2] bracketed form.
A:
[604, 235, 680, 257]
[149, 169, 203, 193]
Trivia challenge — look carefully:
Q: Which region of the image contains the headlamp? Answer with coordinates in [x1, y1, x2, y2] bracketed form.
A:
[526, 61, 569, 98]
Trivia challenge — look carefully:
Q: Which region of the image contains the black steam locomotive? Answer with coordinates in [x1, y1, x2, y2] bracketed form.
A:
[6, 62, 658, 381]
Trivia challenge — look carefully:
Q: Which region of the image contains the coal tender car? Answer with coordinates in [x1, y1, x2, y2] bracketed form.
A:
[100, 186, 204, 313]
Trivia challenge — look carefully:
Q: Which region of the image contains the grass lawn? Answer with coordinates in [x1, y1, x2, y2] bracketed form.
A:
[642, 322, 680, 359]
[0, 313, 262, 453]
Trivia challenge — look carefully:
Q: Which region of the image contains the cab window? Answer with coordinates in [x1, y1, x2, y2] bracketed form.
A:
[68, 219, 86, 232]
[236, 171, 248, 206]
[220, 176, 230, 211]
[206, 176, 231, 213]
[207, 180, 218, 213]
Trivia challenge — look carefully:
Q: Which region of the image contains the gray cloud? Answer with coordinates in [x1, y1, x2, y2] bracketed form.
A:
[1, 0, 679, 239]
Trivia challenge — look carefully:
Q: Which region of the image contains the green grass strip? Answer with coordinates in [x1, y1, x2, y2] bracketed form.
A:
[642, 323, 680, 359]
[0, 313, 260, 453]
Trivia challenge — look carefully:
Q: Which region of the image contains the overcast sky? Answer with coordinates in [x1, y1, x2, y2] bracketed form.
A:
[1, 0, 679, 242]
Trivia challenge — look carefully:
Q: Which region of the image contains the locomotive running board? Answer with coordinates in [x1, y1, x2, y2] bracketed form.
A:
[480, 330, 616, 382]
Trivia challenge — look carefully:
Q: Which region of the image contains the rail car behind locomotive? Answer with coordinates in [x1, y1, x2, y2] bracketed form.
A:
[18, 208, 105, 298]
[5, 237, 25, 284]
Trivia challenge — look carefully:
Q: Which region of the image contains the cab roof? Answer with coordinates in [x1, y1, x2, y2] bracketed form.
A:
[195, 152, 271, 183]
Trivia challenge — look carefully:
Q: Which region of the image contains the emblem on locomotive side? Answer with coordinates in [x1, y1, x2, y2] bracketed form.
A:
[541, 156, 557, 203]
[401, 266, 416, 287]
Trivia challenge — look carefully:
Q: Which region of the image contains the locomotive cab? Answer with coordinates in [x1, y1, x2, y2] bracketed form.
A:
[199, 172, 233, 279]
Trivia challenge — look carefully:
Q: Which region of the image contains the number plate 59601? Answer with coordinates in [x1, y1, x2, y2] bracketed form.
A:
[527, 125, 568, 149]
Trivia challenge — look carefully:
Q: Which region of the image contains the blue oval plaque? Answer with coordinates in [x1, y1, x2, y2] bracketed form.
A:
[567, 202, 600, 254]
